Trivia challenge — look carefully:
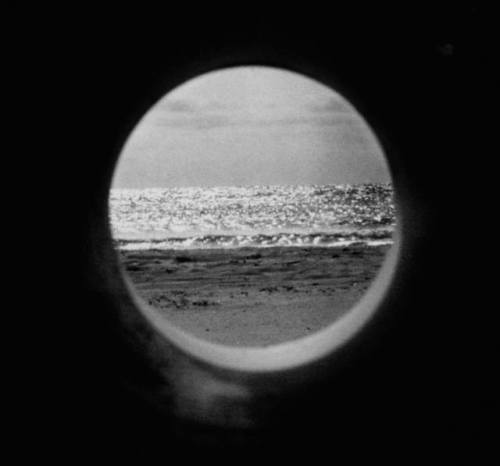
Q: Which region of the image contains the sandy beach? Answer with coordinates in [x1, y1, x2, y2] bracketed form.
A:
[119, 244, 390, 347]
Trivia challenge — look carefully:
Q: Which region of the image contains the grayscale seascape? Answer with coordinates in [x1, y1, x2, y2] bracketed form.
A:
[110, 183, 394, 346]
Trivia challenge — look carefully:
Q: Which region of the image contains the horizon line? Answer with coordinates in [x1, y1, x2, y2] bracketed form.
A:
[110, 181, 393, 191]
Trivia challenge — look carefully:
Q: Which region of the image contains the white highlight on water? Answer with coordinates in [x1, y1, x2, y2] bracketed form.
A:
[109, 184, 395, 250]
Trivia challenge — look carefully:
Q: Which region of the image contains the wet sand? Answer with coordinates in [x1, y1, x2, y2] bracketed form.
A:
[119, 245, 390, 347]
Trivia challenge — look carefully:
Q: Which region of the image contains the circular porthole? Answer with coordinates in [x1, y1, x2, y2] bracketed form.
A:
[108, 65, 400, 372]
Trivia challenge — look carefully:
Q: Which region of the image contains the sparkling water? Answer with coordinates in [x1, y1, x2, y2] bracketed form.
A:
[109, 184, 395, 250]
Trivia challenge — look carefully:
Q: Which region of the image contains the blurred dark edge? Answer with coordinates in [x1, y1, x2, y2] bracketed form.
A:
[10, 4, 497, 463]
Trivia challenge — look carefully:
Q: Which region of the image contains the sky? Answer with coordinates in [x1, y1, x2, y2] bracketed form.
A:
[112, 66, 390, 188]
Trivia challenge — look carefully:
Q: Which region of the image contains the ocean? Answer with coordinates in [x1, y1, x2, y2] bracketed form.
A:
[109, 184, 395, 250]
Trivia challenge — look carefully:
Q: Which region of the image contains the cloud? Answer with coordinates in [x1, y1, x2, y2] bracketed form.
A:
[259, 114, 356, 128]
[153, 111, 356, 131]
[307, 97, 352, 114]
[151, 95, 357, 131]
[162, 99, 199, 113]
[155, 113, 232, 129]
[161, 98, 236, 113]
